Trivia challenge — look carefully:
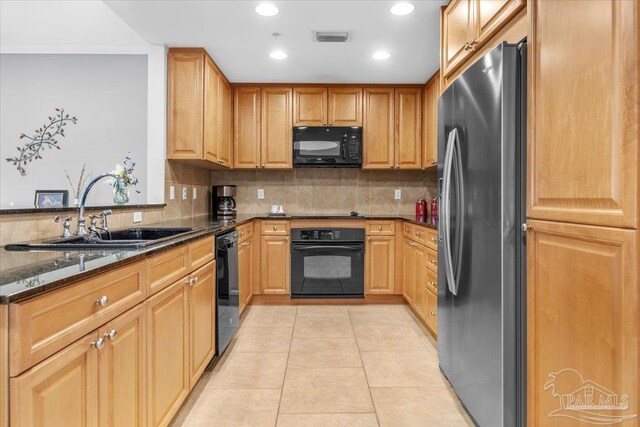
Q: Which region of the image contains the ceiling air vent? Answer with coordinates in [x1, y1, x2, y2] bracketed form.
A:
[315, 31, 350, 43]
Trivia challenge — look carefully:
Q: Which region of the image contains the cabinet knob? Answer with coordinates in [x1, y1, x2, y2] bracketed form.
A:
[104, 329, 117, 341]
[378, 225, 383, 231]
[256, 164, 260, 168]
[367, 237, 371, 241]
[219, 160, 224, 164]
[95, 296, 109, 307]
[91, 337, 105, 350]
[273, 225, 277, 230]
[429, 281, 437, 287]
[431, 160, 437, 165]
[416, 232, 422, 237]
[261, 165, 266, 169]
[431, 259, 437, 265]
[430, 311, 436, 317]
[285, 237, 289, 241]
[323, 122, 327, 126]
[431, 237, 437, 242]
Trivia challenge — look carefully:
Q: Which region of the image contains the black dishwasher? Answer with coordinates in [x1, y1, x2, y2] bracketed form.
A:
[216, 230, 239, 355]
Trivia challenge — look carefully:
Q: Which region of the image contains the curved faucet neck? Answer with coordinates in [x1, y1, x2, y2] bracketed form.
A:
[77, 173, 121, 236]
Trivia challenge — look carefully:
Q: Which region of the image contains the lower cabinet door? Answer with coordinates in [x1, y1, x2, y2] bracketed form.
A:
[527, 220, 638, 425]
[187, 261, 216, 389]
[402, 239, 415, 304]
[238, 240, 252, 313]
[425, 289, 437, 334]
[98, 304, 147, 427]
[261, 236, 290, 294]
[413, 243, 427, 319]
[147, 280, 189, 427]
[365, 235, 395, 294]
[10, 332, 99, 427]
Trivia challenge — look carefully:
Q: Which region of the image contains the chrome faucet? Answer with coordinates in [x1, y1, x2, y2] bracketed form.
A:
[76, 174, 122, 236]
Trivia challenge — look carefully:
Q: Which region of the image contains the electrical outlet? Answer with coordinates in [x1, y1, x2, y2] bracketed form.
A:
[395, 189, 402, 200]
[182, 187, 188, 200]
[133, 212, 143, 223]
[258, 189, 265, 199]
[169, 186, 175, 200]
[192, 187, 197, 199]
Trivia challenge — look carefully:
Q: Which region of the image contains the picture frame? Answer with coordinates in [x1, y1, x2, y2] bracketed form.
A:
[34, 190, 69, 208]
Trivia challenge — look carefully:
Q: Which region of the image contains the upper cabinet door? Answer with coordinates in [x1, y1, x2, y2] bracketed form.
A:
[528, 0, 639, 228]
[233, 87, 261, 169]
[167, 50, 204, 159]
[217, 78, 233, 167]
[203, 56, 220, 163]
[395, 88, 422, 169]
[293, 87, 327, 126]
[423, 72, 440, 169]
[261, 88, 293, 169]
[363, 88, 395, 169]
[475, 0, 526, 46]
[328, 87, 363, 126]
[441, 0, 475, 78]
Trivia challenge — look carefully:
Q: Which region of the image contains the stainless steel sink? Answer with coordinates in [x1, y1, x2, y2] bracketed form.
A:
[5, 227, 204, 251]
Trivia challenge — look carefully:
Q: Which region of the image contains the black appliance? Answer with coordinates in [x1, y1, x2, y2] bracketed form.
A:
[438, 41, 527, 426]
[293, 126, 362, 168]
[212, 185, 237, 219]
[290, 228, 365, 298]
[216, 230, 239, 354]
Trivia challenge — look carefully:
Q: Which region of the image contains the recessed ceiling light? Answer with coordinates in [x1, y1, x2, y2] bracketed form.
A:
[372, 51, 391, 60]
[391, 2, 415, 15]
[255, 3, 279, 16]
[270, 50, 288, 60]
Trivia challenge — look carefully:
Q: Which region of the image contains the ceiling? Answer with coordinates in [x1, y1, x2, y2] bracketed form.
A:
[105, 0, 446, 84]
[0, 1, 149, 54]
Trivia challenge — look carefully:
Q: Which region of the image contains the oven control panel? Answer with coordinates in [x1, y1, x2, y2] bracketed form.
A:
[299, 229, 340, 240]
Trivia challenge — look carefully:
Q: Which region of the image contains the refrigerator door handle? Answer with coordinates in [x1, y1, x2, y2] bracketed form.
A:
[450, 129, 464, 296]
[442, 128, 457, 295]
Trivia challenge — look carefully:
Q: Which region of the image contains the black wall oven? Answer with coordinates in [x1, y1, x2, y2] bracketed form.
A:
[293, 126, 362, 168]
[290, 228, 365, 298]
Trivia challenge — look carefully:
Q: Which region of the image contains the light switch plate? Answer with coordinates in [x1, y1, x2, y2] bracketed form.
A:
[192, 188, 197, 199]
[258, 189, 265, 199]
[395, 189, 402, 200]
[182, 187, 188, 200]
[133, 212, 142, 223]
[169, 186, 175, 200]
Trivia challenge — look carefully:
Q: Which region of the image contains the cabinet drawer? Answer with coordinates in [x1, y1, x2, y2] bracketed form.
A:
[366, 221, 395, 236]
[261, 220, 290, 236]
[147, 246, 189, 296]
[425, 228, 438, 251]
[237, 222, 254, 243]
[427, 268, 438, 295]
[426, 289, 438, 333]
[426, 247, 438, 273]
[189, 236, 214, 270]
[9, 261, 146, 376]
[402, 223, 415, 240]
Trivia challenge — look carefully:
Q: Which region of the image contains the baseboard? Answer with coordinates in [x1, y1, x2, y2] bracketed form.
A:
[249, 294, 406, 305]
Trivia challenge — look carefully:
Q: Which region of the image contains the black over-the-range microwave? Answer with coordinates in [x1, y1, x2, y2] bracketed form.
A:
[293, 126, 362, 168]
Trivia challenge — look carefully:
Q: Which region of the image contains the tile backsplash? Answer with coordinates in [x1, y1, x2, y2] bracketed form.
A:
[211, 169, 437, 215]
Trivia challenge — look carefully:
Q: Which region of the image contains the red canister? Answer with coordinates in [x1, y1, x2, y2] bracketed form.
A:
[415, 199, 427, 217]
[430, 197, 439, 220]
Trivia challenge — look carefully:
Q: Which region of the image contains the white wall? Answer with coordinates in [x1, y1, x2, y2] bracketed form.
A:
[0, 54, 149, 207]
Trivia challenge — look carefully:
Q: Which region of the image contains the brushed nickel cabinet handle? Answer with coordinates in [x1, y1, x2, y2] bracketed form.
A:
[104, 329, 117, 341]
[91, 337, 105, 350]
[273, 225, 277, 231]
[378, 225, 383, 231]
[95, 296, 109, 307]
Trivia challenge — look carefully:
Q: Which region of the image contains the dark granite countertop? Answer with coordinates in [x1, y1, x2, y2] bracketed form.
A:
[0, 203, 167, 215]
[0, 213, 437, 304]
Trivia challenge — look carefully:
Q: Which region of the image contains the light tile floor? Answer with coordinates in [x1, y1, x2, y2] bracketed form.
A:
[171, 304, 474, 427]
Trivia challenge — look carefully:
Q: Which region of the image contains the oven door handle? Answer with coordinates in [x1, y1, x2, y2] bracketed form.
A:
[291, 244, 364, 251]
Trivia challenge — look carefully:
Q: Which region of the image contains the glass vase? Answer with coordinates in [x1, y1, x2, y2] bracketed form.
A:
[112, 187, 130, 205]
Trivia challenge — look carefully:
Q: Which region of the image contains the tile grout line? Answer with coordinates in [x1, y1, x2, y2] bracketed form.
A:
[274, 305, 298, 426]
[348, 306, 382, 427]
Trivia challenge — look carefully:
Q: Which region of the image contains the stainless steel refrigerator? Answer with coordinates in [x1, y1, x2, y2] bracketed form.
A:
[437, 41, 527, 427]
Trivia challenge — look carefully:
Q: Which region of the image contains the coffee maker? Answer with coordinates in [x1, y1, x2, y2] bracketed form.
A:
[212, 185, 237, 219]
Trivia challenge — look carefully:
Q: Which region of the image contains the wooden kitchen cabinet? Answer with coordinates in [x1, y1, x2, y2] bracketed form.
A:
[98, 304, 146, 427]
[233, 87, 261, 169]
[147, 280, 189, 427]
[527, 220, 638, 426]
[412, 243, 427, 319]
[363, 88, 395, 169]
[261, 88, 293, 169]
[167, 48, 232, 168]
[365, 235, 395, 295]
[261, 236, 290, 295]
[402, 238, 416, 304]
[238, 238, 253, 313]
[328, 87, 363, 126]
[423, 71, 440, 169]
[425, 289, 438, 333]
[10, 333, 98, 427]
[395, 88, 422, 169]
[528, 0, 638, 228]
[293, 87, 327, 126]
[187, 261, 216, 389]
[441, 0, 525, 78]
